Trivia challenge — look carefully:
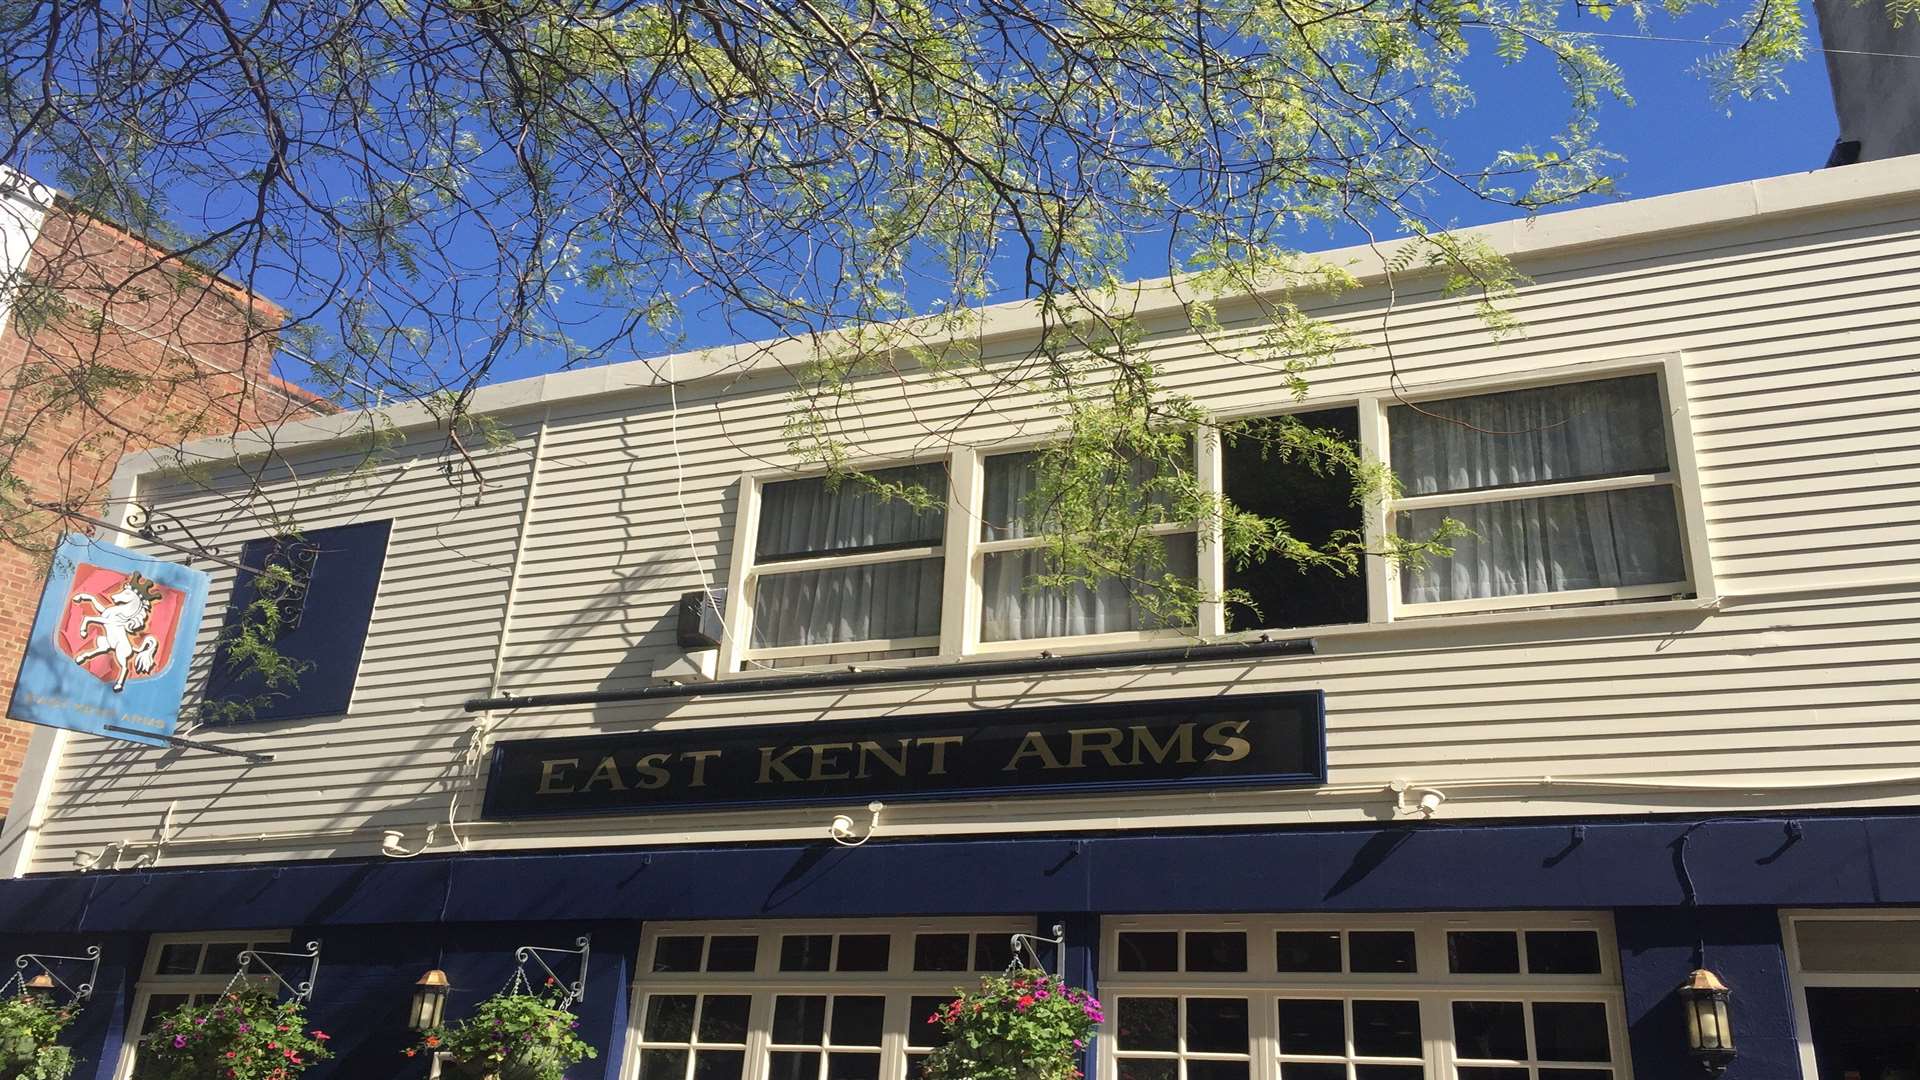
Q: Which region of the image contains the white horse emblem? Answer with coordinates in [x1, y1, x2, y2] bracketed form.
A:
[71, 574, 167, 692]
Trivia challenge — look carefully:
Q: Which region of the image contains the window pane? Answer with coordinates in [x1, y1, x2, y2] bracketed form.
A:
[1397, 485, 1685, 604]
[1349, 932, 1418, 974]
[655, 936, 705, 973]
[694, 1049, 747, 1080]
[645, 996, 697, 1042]
[1449, 932, 1522, 975]
[830, 997, 886, 1046]
[758, 464, 947, 559]
[1283, 1065, 1347, 1080]
[1390, 374, 1670, 496]
[1353, 1000, 1423, 1058]
[641, 1049, 691, 1080]
[909, 996, 952, 1048]
[1277, 999, 1346, 1055]
[706, 935, 759, 973]
[1117, 998, 1179, 1051]
[769, 1051, 821, 1080]
[1804, 988, 1920, 1080]
[982, 449, 1188, 541]
[974, 934, 1014, 972]
[142, 995, 191, 1033]
[1118, 933, 1180, 972]
[827, 1052, 881, 1080]
[781, 936, 834, 973]
[773, 996, 828, 1044]
[1188, 998, 1251, 1053]
[1532, 1002, 1611, 1063]
[699, 996, 752, 1044]
[1458, 1070, 1530, 1080]
[1796, 919, 1920, 973]
[202, 942, 247, 975]
[1223, 407, 1369, 631]
[753, 558, 944, 648]
[1526, 932, 1602, 975]
[1277, 931, 1343, 973]
[835, 935, 890, 973]
[1187, 932, 1248, 973]
[914, 934, 971, 972]
[981, 534, 1198, 642]
[1539, 1071, 1611, 1080]
[1119, 1062, 1179, 1080]
[1189, 1063, 1253, 1080]
[155, 944, 201, 975]
[1453, 1002, 1528, 1061]
[1358, 1068, 1426, 1080]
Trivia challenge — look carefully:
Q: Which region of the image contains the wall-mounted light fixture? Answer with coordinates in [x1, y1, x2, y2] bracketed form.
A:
[408, 969, 450, 1031]
[23, 974, 56, 998]
[11, 947, 101, 1004]
[829, 802, 885, 846]
[1679, 968, 1735, 1075]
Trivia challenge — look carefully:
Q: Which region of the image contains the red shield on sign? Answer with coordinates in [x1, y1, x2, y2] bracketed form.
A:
[54, 563, 189, 688]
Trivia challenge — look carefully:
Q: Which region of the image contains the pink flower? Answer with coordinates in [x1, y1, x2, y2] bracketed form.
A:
[172, 1035, 188, 1048]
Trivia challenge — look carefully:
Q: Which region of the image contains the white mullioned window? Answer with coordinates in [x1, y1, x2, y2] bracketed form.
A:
[1101, 914, 1632, 1080]
[623, 919, 1031, 1080]
[112, 931, 289, 1080]
[1782, 909, 1920, 1080]
[720, 355, 1711, 673]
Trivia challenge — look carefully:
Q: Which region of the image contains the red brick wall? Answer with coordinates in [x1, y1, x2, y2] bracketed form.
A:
[0, 201, 331, 815]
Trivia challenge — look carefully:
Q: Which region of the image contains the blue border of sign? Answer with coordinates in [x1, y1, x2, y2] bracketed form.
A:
[481, 690, 1329, 820]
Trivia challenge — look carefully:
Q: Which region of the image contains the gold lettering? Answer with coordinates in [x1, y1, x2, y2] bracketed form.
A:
[856, 740, 911, 779]
[580, 756, 627, 792]
[1202, 720, 1252, 762]
[1004, 731, 1066, 771]
[536, 758, 580, 795]
[634, 753, 671, 790]
[684, 749, 721, 788]
[920, 735, 963, 775]
[1129, 723, 1197, 766]
[809, 742, 854, 782]
[1068, 727, 1125, 768]
[759, 745, 804, 783]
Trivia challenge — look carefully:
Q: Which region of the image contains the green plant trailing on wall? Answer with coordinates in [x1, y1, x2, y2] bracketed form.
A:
[0, 991, 80, 1080]
[920, 969, 1103, 1080]
[407, 980, 596, 1080]
[132, 987, 331, 1080]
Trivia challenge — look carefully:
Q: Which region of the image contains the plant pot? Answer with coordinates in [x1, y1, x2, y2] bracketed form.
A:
[444, 1045, 563, 1080]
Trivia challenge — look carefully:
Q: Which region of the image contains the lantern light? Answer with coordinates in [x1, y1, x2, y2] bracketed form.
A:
[22, 974, 55, 998]
[1679, 968, 1735, 1075]
[408, 969, 450, 1032]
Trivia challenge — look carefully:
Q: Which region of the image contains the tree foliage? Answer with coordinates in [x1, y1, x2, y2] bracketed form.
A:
[0, 0, 1866, 620]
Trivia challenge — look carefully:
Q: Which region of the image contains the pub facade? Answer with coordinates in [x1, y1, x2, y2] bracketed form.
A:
[3, 156, 1920, 1080]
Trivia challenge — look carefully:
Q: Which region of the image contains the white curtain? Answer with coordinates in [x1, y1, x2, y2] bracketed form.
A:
[751, 464, 946, 648]
[1390, 375, 1685, 603]
[981, 536, 1199, 642]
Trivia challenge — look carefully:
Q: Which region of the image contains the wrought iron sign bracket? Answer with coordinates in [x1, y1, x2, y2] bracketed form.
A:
[238, 940, 322, 1001]
[1008, 923, 1067, 976]
[14, 945, 102, 1002]
[516, 935, 591, 1004]
[29, 500, 264, 575]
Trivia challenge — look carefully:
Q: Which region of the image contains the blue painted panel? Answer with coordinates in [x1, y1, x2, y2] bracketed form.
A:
[1614, 906, 1799, 1080]
[205, 520, 392, 723]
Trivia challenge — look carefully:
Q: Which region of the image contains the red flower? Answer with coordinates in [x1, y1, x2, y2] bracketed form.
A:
[312, 1030, 330, 1041]
[1016, 994, 1036, 1009]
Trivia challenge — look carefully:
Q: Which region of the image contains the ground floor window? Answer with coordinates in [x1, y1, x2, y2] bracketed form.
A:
[626, 919, 1030, 1080]
[112, 931, 288, 1080]
[1102, 915, 1628, 1080]
[1786, 911, 1920, 1080]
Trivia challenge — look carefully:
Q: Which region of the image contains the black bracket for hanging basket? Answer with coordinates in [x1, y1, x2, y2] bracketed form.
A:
[515, 935, 591, 1005]
[12, 945, 102, 1003]
[1007, 924, 1067, 975]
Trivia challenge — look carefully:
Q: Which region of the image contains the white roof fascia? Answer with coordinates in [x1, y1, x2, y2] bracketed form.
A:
[112, 152, 1920, 492]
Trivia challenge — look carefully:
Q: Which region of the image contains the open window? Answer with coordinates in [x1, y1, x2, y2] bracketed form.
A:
[1221, 406, 1370, 632]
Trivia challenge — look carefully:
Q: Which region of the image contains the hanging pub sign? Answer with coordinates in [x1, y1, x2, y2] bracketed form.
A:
[7, 533, 211, 747]
[484, 690, 1326, 819]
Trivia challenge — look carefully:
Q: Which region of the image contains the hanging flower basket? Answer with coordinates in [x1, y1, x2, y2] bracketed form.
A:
[920, 969, 1102, 1080]
[408, 977, 595, 1080]
[132, 986, 331, 1080]
[0, 990, 80, 1080]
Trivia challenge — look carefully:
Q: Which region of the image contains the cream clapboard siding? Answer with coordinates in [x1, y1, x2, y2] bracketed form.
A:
[23, 161, 1920, 873]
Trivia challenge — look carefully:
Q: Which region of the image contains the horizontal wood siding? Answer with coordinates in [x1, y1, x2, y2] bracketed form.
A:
[25, 192, 1920, 872]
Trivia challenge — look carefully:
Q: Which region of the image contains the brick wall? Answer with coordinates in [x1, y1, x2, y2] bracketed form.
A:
[0, 199, 330, 815]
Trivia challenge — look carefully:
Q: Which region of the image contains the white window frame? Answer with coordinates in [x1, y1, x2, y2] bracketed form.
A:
[1781, 908, 1920, 1080]
[719, 353, 1714, 674]
[112, 930, 290, 1080]
[620, 918, 1034, 1080]
[1100, 913, 1633, 1080]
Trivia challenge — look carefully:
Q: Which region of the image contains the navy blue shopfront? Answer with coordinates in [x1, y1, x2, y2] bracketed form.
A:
[4, 810, 1917, 1080]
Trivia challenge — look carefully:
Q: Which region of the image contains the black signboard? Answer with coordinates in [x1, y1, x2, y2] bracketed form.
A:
[483, 691, 1325, 819]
